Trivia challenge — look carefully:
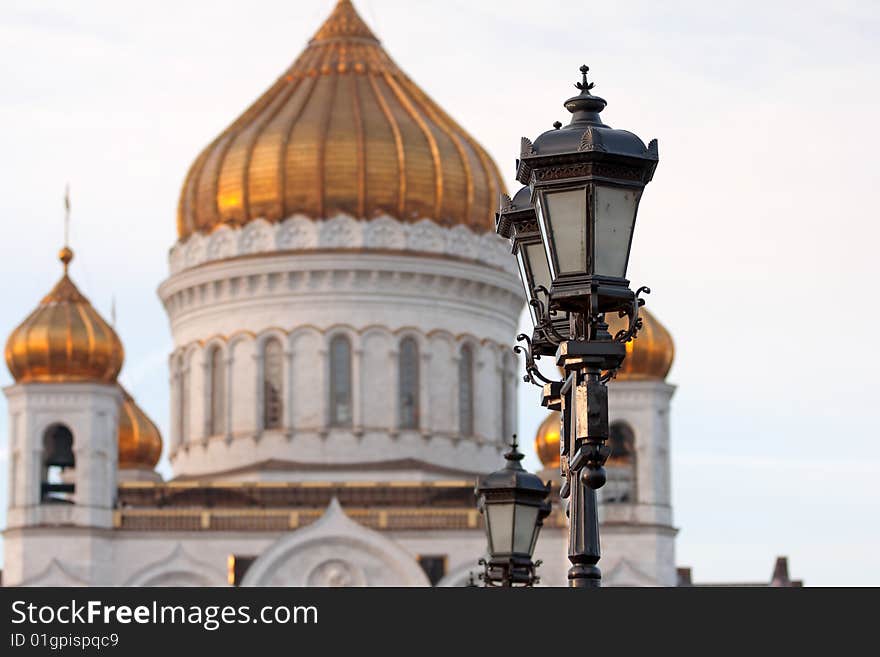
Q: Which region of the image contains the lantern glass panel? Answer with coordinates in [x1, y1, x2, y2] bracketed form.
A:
[487, 502, 514, 555]
[529, 519, 541, 556]
[538, 189, 588, 277]
[517, 241, 552, 326]
[513, 504, 540, 556]
[527, 243, 552, 294]
[593, 185, 640, 278]
[516, 251, 537, 325]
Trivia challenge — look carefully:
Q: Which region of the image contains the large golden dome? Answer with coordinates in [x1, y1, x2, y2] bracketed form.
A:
[5, 248, 124, 384]
[118, 387, 162, 470]
[177, 0, 504, 240]
[606, 308, 674, 381]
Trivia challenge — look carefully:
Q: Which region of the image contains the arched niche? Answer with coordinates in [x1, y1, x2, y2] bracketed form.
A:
[241, 499, 430, 587]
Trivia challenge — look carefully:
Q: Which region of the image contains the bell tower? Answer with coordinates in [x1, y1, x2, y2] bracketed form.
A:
[3, 245, 124, 584]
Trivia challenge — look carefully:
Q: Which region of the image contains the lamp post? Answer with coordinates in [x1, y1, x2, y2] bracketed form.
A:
[475, 436, 551, 587]
[497, 65, 659, 588]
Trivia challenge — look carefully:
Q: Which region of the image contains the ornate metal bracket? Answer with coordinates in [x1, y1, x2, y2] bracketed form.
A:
[530, 285, 567, 347]
[612, 286, 650, 344]
[513, 333, 553, 388]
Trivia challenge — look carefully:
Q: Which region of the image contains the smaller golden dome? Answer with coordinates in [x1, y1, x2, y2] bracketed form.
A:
[535, 411, 561, 469]
[118, 388, 162, 470]
[606, 308, 674, 381]
[5, 249, 124, 384]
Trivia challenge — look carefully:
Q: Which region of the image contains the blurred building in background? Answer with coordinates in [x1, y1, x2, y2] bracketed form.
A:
[1, 1, 797, 587]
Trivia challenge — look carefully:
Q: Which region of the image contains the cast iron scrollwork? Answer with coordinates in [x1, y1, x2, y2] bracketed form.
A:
[613, 286, 651, 344]
[530, 285, 567, 346]
[513, 333, 553, 387]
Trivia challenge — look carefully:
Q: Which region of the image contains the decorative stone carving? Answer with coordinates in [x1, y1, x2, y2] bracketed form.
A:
[123, 543, 226, 587]
[364, 215, 405, 249]
[603, 558, 660, 587]
[307, 559, 365, 587]
[184, 233, 206, 269]
[168, 214, 516, 276]
[447, 225, 479, 261]
[241, 498, 431, 587]
[277, 215, 319, 250]
[240, 219, 274, 255]
[407, 219, 445, 254]
[19, 559, 88, 587]
[320, 215, 363, 249]
[206, 225, 236, 261]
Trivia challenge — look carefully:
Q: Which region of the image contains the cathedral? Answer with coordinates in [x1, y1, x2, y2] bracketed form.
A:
[2, 0, 689, 587]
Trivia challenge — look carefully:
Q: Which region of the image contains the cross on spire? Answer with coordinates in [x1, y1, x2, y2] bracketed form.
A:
[59, 184, 74, 273]
[64, 184, 71, 247]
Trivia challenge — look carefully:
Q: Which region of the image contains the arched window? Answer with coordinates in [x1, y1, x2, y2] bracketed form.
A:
[208, 346, 225, 436]
[398, 337, 419, 429]
[459, 344, 474, 436]
[329, 335, 352, 427]
[263, 338, 284, 430]
[605, 421, 636, 504]
[41, 423, 75, 503]
[608, 421, 635, 464]
[179, 354, 190, 445]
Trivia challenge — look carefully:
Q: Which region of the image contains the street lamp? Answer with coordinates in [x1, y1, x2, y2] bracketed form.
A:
[475, 436, 551, 587]
[499, 65, 659, 587]
[517, 65, 658, 316]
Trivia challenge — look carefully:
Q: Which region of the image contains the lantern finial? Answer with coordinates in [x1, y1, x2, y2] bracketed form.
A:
[564, 65, 606, 121]
[504, 435, 525, 467]
[575, 65, 594, 92]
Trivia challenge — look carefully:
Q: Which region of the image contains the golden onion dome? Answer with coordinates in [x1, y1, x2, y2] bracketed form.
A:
[118, 388, 162, 470]
[5, 248, 124, 384]
[535, 411, 561, 469]
[606, 307, 674, 381]
[177, 0, 504, 240]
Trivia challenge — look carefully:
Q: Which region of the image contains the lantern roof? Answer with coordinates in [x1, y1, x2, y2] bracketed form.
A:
[516, 66, 659, 185]
[475, 437, 550, 501]
[495, 186, 536, 239]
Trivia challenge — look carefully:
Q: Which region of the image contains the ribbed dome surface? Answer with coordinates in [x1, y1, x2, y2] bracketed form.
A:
[178, 0, 504, 239]
[118, 387, 162, 470]
[5, 248, 124, 384]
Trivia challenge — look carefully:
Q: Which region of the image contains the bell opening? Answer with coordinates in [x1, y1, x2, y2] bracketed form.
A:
[41, 423, 76, 504]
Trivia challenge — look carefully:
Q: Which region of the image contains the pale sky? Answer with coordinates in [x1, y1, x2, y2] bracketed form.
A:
[1, 0, 878, 585]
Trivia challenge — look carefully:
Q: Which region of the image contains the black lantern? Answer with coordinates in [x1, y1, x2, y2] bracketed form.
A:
[516, 66, 658, 315]
[497, 187, 568, 357]
[503, 65, 660, 587]
[475, 437, 551, 586]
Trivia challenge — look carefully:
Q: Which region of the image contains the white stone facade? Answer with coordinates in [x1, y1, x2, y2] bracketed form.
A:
[1, 379, 677, 588]
[2, 213, 679, 587]
[158, 215, 523, 480]
[601, 379, 678, 586]
[3, 382, 122, 584]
